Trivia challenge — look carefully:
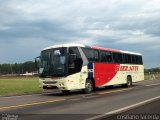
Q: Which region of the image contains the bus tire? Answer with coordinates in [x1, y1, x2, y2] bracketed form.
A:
[62, 90, 70, 94]
[126, 76, 132, 87]
[83, 79, 93, 94]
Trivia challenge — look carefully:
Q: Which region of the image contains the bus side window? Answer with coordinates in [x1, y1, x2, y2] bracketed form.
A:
[100, 51, 112, 63]
[68, 47, 83, 75]
[113, 53, 122, 63]
[82, 48, 99, 62]
[131, 55, 136, 64]
[139, 56, 143, 64]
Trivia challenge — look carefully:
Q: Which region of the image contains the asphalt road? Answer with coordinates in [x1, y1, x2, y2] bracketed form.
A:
[0, 80, 160, 120]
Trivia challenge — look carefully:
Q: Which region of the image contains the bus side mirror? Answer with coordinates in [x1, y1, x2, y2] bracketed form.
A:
[35, 56, 40, 69]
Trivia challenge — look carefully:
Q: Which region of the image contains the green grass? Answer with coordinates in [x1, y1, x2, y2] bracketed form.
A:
[0, 76, 41, 96]
[144, 73, 160, 80]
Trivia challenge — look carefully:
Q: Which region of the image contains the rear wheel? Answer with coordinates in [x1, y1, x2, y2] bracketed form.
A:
[83, 79, 93, 94]
[126, 76, 132, 87]
[122, 76, 132, 87]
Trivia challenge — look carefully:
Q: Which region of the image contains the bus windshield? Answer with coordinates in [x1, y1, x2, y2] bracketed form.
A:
[39, 47, 67, 77]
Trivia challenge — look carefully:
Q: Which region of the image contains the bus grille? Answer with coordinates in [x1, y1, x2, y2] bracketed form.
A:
[43, 81, 57, 84]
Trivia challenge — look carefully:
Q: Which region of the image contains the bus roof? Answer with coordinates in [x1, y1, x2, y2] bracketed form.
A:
[92, 46, 142, 55]
[42, 43, 88, 50]
[42, 44, 142, 55]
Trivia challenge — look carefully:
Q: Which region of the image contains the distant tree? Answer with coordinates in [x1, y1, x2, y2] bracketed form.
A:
[145, 67, 160, 73]
[23, 61, 36, 73]
[0, 61, 37, 75]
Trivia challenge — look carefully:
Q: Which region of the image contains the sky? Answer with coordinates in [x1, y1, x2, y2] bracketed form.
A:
[0, 0, 160, 68]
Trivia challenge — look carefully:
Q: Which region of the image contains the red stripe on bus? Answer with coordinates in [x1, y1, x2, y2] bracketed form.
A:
[92, 46, 120, 52]
[94, 63, 119, 87]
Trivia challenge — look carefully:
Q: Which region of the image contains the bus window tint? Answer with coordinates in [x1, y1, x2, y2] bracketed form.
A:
[123, 54, 143, 65]
[68, 47, 83, 75]
[123, 54, 132, 64]
[113, 53, 122, 63]
[82, 48, 99, 62]
[99, 51, 112, 62]
[139, 56, 143, 64]
[131, 55, 136, 64]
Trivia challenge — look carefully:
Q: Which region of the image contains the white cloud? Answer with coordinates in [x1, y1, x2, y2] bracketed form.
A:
[0, 0, 160, 67]
[116, 32, 160, 44]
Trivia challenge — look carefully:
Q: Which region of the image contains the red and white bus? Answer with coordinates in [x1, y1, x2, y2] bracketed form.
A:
[38, 44, 144, 93]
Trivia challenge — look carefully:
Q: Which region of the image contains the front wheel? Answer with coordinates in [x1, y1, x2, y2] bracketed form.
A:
[83, 79, 93, 94]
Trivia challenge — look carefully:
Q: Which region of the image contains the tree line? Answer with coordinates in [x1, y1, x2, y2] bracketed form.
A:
[144, 67, 160, 73]
[0, 61, 37, 75]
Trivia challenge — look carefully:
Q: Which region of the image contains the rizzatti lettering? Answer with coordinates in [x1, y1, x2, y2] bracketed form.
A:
[116, 66, 138, 71]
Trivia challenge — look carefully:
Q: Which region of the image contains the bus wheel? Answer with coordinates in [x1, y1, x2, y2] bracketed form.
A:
[83, 79, 93, 94]
[126, 76, 132, 87]
[62, 90, 70, 94]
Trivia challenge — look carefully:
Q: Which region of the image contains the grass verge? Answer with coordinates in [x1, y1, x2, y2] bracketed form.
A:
[0, 76, 41, 96]
[144, 73, 160, 80]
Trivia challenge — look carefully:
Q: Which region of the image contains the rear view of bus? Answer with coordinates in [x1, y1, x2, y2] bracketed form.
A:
[38, 44, 144, 94]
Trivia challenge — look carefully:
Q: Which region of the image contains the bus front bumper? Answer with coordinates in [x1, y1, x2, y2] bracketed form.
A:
[39, 78, 69, 91]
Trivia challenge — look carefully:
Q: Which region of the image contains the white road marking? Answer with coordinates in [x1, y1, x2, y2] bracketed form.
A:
[85, 96, 160, 120]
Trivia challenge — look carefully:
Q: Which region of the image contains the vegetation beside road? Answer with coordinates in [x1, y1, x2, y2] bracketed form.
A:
[0, 76, 40, 96]
[0, 61, 37, 75]
[144, 73, 160, 80]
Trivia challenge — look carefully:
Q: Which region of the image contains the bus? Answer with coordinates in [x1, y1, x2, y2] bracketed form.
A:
[37, 44, 144, 94]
